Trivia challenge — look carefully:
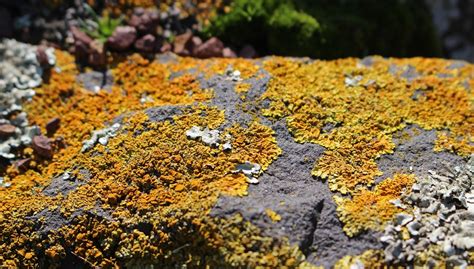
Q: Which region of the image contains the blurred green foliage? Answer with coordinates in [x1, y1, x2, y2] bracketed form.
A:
[80, 4, 123, 42]
[203, 0, 442, 58]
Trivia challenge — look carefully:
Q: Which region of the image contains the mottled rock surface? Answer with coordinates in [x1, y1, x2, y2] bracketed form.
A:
[0, 50, 472, 268]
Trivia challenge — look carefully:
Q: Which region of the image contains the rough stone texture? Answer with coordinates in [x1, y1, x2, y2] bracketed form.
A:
[206, 70, 383, 267]
[106, 26, 137, 51]
[376, 125, 466, 184]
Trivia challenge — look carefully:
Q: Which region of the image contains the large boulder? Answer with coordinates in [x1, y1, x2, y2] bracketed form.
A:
[0, 50, 472, 268]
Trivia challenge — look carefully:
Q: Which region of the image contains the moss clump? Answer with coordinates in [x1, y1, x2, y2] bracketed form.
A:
[203, 0, 442, 59]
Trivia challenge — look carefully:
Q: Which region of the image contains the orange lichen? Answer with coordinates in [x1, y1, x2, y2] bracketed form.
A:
[2, 50, 473, 266]
[0, 50, 304, 267]
[265, 209, 282, 223]
[0, 48, 294, 266]
[334, 174, 415, 236]
[261, 56, 473, 235]
[235, 82, 252, 94]
[173, 57, 260, 80]
[334, 250, 385, 269]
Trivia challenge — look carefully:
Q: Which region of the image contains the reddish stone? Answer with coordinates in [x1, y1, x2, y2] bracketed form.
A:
[193, 37, 224, 58]
[73, 41, 89, 61]
[239, 44, 257, 59]
[191, 36, 203, 47]
[15, 158, 31, 171]
[173, 31, 193, 56]
[138, 12, 159, 33]
[223, 47, 237, 58]
[46, 117, 60, 135]
[128, 15, 142, 28]
[88, 40, 107, 66]
[0, 124, 16, 137]
[160, 42, 172, 53]
[107, 26, 137, 51]
[70, 26, 93, 45]
[70, 27, 93, 61]
[32, 135, 53, 159]
[134, 34, 158, 52]
[36, 46, 50, 67]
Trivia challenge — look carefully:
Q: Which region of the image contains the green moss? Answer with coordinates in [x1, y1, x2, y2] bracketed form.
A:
[267, 4, 321, 56]
[203, 0, 442, 59]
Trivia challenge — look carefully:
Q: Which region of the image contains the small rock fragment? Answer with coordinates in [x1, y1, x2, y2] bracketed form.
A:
[134, 34, 158, 52]
[88, 40, 106, 66]
[173, 31, 193, 56]
[15, 157, 31, 171]
[107, 26, 137, 51]
[0, 124, 16, 137]
[46, 117, 60, 135]
[223, 47, 237, 58]
[193, 37, 224, 58]
[32, 135, 53, 158]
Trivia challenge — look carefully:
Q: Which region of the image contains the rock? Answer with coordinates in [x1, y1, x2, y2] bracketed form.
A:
[88, 40, 106, 67]
[36, 46, 55, 68]
[223, 47, 237, 58]
[128, 14, 142, 28]
[15, 158, 31, 171]
[70, 26, 92, 61]
[160, 42, 172, 53]
[193, 37, 224, 58]
[46, 117, 60, 135]
[107, 26, 137, 51]
[0, 124, 16, 137]
[32, 135, 53, 159]
[191, 36, 203, 49]
[173, 31, 193, 56]
[134, 34, 159, 52]
[36, 46, 49, 67]
[70, 26, 92, 46]
[129, 11, 160, 34]
[239, 44, 257, 58]
[2, 53, 474, 268]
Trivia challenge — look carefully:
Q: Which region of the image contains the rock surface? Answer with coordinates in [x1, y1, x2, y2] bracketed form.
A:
[0, 50, 473, 268]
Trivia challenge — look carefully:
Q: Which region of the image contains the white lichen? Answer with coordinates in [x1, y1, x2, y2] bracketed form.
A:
[81, 123, 121, 152]
[234, 161, 261, 184]
[0, 177, 11, 188]
[185, 126, 232, 150]
[344, 75, 363, 87]
[0, 39, 55, 160]
[381, 155, 474, 267]
[225, 66, 242, 82]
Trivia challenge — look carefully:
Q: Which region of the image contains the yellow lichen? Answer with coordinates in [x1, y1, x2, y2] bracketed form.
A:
[265, 209, 282, 223]
[334, 249, 385, 269]
[0, 51, 302, 267]
[235, 82, 252, 94]
[334, 174, 415, 236]
[261, 56, 473, 235]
